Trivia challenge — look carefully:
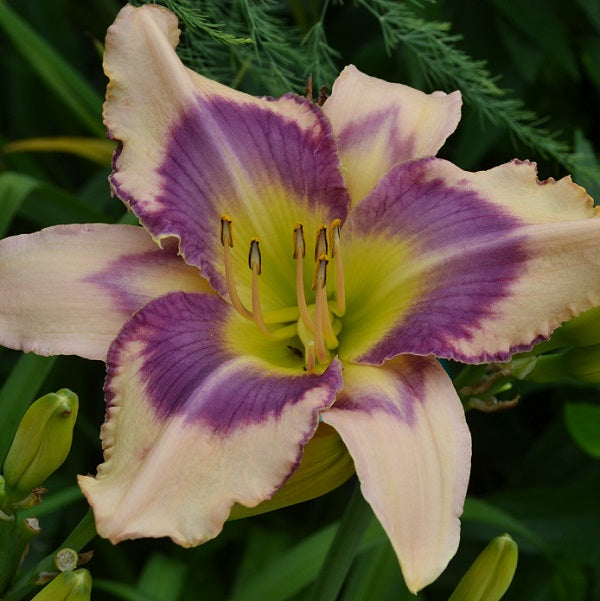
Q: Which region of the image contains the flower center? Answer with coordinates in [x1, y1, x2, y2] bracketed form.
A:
[220, 216, 346, 372]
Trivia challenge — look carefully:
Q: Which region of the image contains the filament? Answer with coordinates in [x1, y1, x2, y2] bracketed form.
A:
[220, 216, 252, 319]
[293, 224, 315, 332]
[330, 219, 346, 316]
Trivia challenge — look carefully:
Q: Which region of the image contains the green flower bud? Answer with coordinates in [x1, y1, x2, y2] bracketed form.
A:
[229, 423, 354, 519]
[547, 306, 600, 349]
[521, 344, 600, 384]
[448, 534, 518, 601]
[3, 389, 78, 496]
[31, 569, 92, 601]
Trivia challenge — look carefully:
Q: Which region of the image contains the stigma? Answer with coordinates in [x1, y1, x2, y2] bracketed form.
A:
[219, 216, 346, 371]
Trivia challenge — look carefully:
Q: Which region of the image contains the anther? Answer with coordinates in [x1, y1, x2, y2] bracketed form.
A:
[220, 216, 252, 319]
[220, 215, 233, 247]
[249, 238, 262, 274]
[249, 238, 270, 335]
[329, 219, 341, 258]
[314, 225, 328, 262]
[293, 223, 306, 259]
[329, 218, 346, 316]
[293, 224, 314, 332]
[312, 253, 329, 291]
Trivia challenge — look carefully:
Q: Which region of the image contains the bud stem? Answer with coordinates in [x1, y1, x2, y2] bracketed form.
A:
[2, 510, 97, 601]
[0, 515, 41, 596]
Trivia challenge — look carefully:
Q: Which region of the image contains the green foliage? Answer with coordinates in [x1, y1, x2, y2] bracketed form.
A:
[0, 3, 103, 136]
[356, 0, 576, 171]
[134, 0, 339, 93]
[564, 402, 600, 458]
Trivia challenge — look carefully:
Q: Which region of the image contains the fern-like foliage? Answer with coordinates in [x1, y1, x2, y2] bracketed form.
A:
[134, 0, 599, 190]
[135, 0, 339, 94]
[358, 0, 577, 169]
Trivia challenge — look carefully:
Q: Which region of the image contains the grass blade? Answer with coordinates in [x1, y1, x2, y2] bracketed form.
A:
[308, 486, 373, 601]
[0, 2, 103, 136]
[0, 354, 57, 465]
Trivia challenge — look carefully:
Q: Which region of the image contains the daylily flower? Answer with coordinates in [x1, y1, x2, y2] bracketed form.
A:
[1, 4, 600, 593]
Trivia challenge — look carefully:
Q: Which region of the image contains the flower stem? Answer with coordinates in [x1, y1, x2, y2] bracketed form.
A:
[3, 509, 97, 601]
[0, 514, 21, 596]
[0, 355, 57, 465]
[308, 483, 373, 601]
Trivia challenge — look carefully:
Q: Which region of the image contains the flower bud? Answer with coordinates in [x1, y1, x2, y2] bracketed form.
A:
[546, 305, 600, 349]
[3, 389, 78, 496]
[520, 344, 600, 384]
[448, 534, 518, 601]
[229, 423, 354, 519]
[31, 569, 92, 601]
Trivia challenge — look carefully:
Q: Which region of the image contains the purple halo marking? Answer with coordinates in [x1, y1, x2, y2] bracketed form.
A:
[336, 106, 416, 166]
[332, 356, 429, 426]
[345, 158, 529, 364]
[106, 291, 343, 434]
[85, 238, 195, 315]
[110, 94, 350, 296]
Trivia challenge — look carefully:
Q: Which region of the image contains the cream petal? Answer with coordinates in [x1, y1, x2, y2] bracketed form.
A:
[322, 356, 471, 592]
[0, 224, 208, 360]
[340, 158, 600, 364]
[104, 4, 349, 309]
[79, 292, 343, 543]
[323, 65, 461, 204]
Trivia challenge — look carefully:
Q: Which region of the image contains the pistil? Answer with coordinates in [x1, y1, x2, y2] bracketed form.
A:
[329, 218, 346, 316]
[305, 341, 316, 373]
[293, 224, 315, 332]
[320, 292, 338, 349]
[312, 254, 330, 363]
[248, 238, 270, 336]
[220, 215, 252, 319]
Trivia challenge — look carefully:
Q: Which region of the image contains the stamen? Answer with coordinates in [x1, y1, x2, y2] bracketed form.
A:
[312, 254, 329, 363]
[329, 218, 346, 316]
[249, 238, 270, 336]
[293, 224, 314, 332]
[314, 225, 328, 262]
[220, 216, 252, 319]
